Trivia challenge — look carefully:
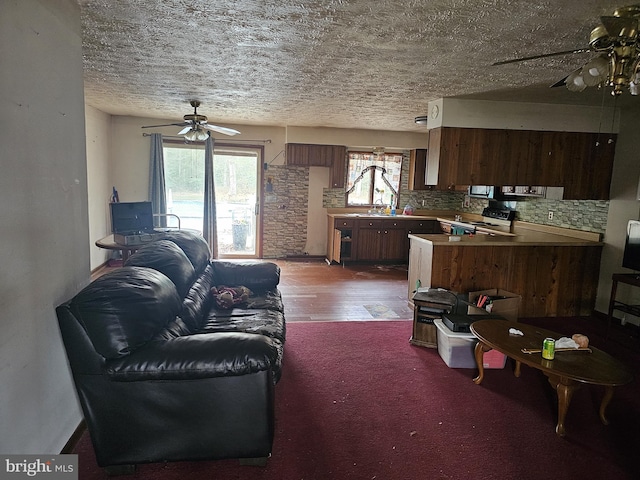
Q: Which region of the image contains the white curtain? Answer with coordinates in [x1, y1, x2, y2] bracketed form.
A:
[203, 136, 218, 257]
[149, 133, 167, 227]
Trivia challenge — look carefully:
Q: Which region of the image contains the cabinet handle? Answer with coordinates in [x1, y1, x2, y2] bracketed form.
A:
[369, 222, 374, 226]
[384, 230, 388, 234]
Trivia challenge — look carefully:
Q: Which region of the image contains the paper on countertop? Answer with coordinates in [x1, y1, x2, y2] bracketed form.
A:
[555, 337, 580, 349]
[509, 328, 524, 336]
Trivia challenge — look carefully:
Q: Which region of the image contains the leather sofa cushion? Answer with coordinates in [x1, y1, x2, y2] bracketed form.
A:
[104, 332, 279, 380]
[162, 230, 211, 274]
[125, 240, 195, 297]
[70, 267, 182, 359]
[180, 263, 214, 331]
[211, 261, 280, 292]
[201, 308, 286, 344]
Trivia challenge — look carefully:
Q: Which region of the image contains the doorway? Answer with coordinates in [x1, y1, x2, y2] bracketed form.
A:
[163, 141, 262, 258]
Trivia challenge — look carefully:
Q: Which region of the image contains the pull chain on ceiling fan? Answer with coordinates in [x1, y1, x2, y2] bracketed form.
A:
[494, 4, 640, 96]
[142, 100, 241, 140]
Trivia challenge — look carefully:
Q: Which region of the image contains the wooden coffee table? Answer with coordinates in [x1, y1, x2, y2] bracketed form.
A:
[470, 319, 633, 436]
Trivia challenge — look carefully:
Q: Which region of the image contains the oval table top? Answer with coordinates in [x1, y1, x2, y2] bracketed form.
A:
[470, 319, 633, 387]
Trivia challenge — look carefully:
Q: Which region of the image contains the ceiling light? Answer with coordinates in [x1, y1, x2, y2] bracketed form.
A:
[414, 115, 428, 125]
[184, 127, 209, 141]
[581, 55, 609, 86]
[566, 70, 587, 92]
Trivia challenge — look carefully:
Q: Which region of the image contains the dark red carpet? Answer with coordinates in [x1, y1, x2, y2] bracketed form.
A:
[73, 318, 640, 479]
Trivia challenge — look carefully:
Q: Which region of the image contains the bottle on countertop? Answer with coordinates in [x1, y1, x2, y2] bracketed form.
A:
[384, 204, 391, 215]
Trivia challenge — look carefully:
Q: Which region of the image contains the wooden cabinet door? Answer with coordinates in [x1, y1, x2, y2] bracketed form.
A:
[286, 143, 346, 167]
[562, 132, 616, 199]
[329, 149, 346, 188]
[356, 227, 383, 261]
[408, 149, 429, 190]
[381, 227, 409, 261]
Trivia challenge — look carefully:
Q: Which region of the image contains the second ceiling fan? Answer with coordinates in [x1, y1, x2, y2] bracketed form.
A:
[142, 100, 240, 140]
[494, 4, 640, 96]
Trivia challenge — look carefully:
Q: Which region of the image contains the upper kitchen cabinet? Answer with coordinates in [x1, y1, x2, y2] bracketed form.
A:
[426, 127, 616, 199]
[329, 149, 347, 188]
[408, 149, 430, 190]
[285, 143, 347, 168]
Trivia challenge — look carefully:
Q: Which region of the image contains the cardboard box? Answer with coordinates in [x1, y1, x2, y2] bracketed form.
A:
[434, 319, 507, 369]
[467, 289, 521, 322]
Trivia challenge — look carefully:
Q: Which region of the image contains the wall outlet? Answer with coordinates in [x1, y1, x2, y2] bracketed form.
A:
[548, 211, 554, 220]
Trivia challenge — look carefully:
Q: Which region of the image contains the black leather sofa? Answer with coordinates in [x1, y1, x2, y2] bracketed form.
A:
[56, 231, 285, 473]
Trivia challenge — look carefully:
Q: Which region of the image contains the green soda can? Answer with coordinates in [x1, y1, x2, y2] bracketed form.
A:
[542, 338, 555, 360]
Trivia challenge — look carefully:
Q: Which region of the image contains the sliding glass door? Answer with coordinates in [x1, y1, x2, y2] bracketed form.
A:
[163, 141, 262, 258]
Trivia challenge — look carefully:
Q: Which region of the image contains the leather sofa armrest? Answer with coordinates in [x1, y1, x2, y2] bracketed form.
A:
[105, 332, 278, 381]
[210, 260, 280, 292]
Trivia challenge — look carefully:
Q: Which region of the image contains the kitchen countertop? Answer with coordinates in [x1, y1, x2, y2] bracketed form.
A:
[409, 222, 602, 247]
[327, 210, 602, 246]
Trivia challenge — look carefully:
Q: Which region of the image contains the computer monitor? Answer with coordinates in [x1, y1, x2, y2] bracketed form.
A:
[110, 201, 154, 234]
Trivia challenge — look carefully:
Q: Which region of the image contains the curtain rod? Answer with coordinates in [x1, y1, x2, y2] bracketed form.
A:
[142, 133, 271, 144]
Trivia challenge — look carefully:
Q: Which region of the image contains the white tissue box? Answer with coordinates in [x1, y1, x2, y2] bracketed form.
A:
[434, 319, 506, 369]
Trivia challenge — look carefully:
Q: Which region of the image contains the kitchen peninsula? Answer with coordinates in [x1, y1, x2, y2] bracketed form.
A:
[408, 222, 603, 318]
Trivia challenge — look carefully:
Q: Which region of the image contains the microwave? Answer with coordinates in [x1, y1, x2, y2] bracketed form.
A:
[467, 185, 496, 199]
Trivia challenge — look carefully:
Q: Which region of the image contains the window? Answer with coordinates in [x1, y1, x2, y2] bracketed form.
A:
[345, 152, 402, 207]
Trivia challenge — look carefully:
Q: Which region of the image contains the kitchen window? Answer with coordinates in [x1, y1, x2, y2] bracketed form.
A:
[345, 151, 402, 207]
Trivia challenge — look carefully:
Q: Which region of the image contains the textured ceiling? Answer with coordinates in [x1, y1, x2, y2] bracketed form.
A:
[78, 0, 635, 133]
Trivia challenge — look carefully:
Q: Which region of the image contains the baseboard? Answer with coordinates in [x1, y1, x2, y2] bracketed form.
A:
[60, 421, 86, 454]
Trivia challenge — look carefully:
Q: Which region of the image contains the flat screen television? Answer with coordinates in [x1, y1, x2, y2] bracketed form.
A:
[110, 201, 154, 234]
[622, 220, 640, 272]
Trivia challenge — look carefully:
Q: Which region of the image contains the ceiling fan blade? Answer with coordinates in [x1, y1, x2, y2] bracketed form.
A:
[177, 126, 192, 135]
[492, 48, 590, 66]
[550, 76, 568, 88]
[141, 122, 188, 129]
[202, 124, 241, 136]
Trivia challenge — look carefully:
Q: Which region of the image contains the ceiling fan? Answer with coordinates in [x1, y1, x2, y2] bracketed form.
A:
[142, 100, 240, 140]
[494, 4, 640, 96]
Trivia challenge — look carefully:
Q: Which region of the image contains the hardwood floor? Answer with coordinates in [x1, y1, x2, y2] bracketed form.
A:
[275, 260, 413, 322]
[92, 259, 414, 322]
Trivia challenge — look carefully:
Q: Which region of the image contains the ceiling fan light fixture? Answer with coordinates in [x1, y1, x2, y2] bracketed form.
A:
[566, 70, 587, 92]
[582, 55, 609, 86]
[184, 127, 209, 142]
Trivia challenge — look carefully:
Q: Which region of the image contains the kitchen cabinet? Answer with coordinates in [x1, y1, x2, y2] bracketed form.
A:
[286, 143, 347, 167]
[356, 219, 407, 262]
[329, 149, 346, 188]
[426, 127, 616, 199]
[408, 149, 430, 190]
[326, 216, 440, 264]
[329, 218, 355, 264]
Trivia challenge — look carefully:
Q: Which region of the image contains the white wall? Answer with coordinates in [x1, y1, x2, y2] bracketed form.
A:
[104, 118, 426, 257]
[0, 0, 87, 453]
[85, 105, 113, 269]
[595, 106, 640, 324]
[428, 98, 619, 133]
